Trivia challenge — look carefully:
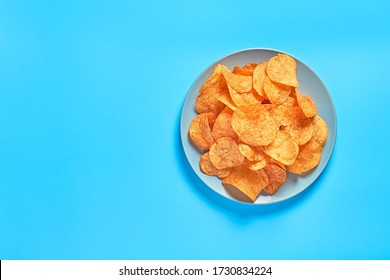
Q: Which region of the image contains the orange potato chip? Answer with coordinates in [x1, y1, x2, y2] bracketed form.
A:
[287, 139, 322, 174]
[200, 152, 232, 178]
[211, 110, 238, 140]
[216, 91, 237, 111]
[263, 75, 291, 105]
[311, 115, 328, 145]
[243, 63, 258, 71]
[284, 95, 298, 107]
[221, 66, 252, 93]
[263, 164, 287, 195]
[238, 143, 267, 162]
[264, 130, 299, 165]
[232, 66, 253, 76]
[199, 64, 224, 95]
[296, 90, 318, 118]
[188, 113, 215, 150]
[232, 104, 279, 146]
[276, 106, 313, 145]
[228, 84, 263, 107]
[266, 53, 299, 87]
[244, 159, 268, 171]
[196, 83, 227, 114]
[222, 165, 269, 201]
[209, 137, 245, 169]
[252, 62, 267, 97]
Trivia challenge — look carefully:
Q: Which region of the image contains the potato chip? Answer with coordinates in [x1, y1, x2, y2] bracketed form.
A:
[245, 159, 268, 171]
[284, 95, 298, 107]
[200, 152, 232, 178]
[232, 66, 253, 76]
[243, 63, 258, 71]
[199, 64, 224, 95]
[196, 83, 227, 114]
[216, 92, 237, 111]
[263, 75, 291, 105]
[221, 66, 252, 93]
[188, 113, 215, 150]
[287, 139, 322, 174]
[266, 53, 299, 87]
[228, 84, 263, 107]
[276, 106, 313, 145]
[296, 90, 318, 118]
[252, 62, 267, 97]
[222, 165, 269, 201]
[264, 130, 299, 165]
[232, 104, 279, 146]
[211, 110, 238, 140]
[311, 115, 328, 145]
[263, 164, 287, 195]
[209, 137, 245, 169]
[238, 143, 267, 162]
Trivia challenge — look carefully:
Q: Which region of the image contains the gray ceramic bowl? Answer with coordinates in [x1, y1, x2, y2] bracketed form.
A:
[180, 48, 336, 204]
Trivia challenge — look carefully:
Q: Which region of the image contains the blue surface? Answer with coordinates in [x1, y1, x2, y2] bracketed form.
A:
[0, 0, 389, 259]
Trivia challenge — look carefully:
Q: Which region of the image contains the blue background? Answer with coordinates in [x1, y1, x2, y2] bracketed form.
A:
[0, 0, 389, 259]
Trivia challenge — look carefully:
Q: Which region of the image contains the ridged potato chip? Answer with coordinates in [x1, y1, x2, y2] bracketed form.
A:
[287, 139, 322, 174]
[296, 90, 318, 118]
[266, 53, 299, 87]
[200, 152, 232, 178]
[232, 104, 279, 146]
[264, 130, 299, 165]
[188, 113, 215, 150]
[311, 115, 328, 145]
[263, 164, 287, 195]
[209, 137, 245, 169]
[222, 165, 269, 201]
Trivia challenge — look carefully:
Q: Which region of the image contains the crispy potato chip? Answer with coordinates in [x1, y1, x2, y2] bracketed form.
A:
[243, 63, 258, 71]
[266, 53, 299, 87]
[221, 66, 252, 93]
[188, 113, 215, 150]
[287, 139, 322, 174]
[228, 85, 263, 107]
[222, 165, 269, 201]
[276, 106, 313, 145]
[311, 115, 328, 145]
[296, 90, 318, 118]
[263, 164, 287, 195]
[200, 152, 232, 178]
[238, 144, 267, 162]
[245, 159, 268, 171]
[216, 92, 237, 111]
[196, 83, 227, 114]
[263, 75, 291, 105]
[211, 110, 238, 140]
[199, 64, 224, 95]
[264, 130, 299, 165]
[269, 158, 286, 170]
[284, 95, 298, 107]
[252, 62, 267, 97]
[232, 104, 279, 146]
[232, 66, 253, 76]
[209, 137, 245, 169]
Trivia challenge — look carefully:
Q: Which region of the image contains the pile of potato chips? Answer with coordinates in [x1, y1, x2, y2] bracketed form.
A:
[188, 53, 328, 202]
